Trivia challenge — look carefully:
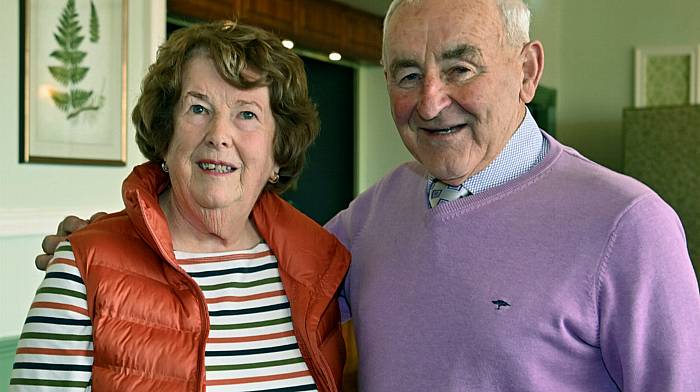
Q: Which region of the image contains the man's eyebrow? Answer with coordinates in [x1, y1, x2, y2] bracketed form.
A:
[389, 59, 420, 78]
[441, 44, 483, 62]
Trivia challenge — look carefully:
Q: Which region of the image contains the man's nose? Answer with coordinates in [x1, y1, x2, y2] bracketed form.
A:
[417, 74, 451, 120]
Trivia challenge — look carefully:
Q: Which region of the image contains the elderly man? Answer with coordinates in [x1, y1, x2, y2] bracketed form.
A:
[36, 0, 700, 390]
[325, 0, 700, 390]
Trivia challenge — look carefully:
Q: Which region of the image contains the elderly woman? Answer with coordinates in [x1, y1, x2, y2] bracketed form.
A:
[9, 21, 349, 392]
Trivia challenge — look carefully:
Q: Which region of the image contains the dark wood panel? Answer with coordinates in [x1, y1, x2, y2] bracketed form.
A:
[168, 0, 383, 63]
[344, 10, 383, 62]
[239, 0, 297, 34]
[298, 0, 345, 48]
[168, 0, 239, 22]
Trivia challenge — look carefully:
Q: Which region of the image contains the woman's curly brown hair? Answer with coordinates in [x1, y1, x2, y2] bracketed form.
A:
[132, 20, 320, 193]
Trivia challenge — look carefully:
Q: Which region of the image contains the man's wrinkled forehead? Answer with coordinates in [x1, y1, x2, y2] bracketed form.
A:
[383, 0, 502, 50]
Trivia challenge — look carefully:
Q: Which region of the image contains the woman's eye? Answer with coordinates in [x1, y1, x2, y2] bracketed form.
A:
[239, 111, 258, 120]
[190, 104, 208, 114]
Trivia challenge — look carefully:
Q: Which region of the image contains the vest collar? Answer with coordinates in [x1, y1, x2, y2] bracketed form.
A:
[121, 162, 349, 295]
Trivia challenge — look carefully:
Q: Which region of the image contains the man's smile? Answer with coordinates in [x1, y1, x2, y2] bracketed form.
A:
[418, 124, 467, 135]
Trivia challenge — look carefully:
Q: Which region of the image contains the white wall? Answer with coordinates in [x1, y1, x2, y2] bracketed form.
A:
[557, 0, 700, 171]
[526, 0, 700, 172]
[0, 0, 166, 338]
[529, 0, 562, 90]
[355, 65, 412, 193]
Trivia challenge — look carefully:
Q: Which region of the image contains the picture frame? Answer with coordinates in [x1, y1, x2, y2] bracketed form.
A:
[20, 0, 128, 165]
[634, 45, 700, 108]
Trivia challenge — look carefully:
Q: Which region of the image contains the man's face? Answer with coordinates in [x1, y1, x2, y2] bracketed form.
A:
[384, 0, 528, 185]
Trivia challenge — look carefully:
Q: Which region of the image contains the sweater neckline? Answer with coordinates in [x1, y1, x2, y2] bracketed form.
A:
[426, 131, 563, 218]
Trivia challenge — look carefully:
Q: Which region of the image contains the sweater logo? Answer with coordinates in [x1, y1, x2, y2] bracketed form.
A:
[492, 299, 511, 310]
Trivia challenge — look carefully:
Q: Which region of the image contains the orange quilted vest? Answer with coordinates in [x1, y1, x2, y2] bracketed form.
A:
[69, 162, 350, 391]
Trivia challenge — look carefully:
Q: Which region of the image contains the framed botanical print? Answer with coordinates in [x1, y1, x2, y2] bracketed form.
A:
[20, 0, 128, 165]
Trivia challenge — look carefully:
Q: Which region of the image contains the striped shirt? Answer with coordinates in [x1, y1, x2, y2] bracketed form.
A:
[9, 242, 318, 392]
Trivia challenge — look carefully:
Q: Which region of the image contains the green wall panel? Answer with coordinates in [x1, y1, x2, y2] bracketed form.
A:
[623, 105, 700, 282]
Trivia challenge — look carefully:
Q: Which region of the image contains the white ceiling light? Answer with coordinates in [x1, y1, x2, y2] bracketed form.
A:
[328, 52, 342, 61]
[282, 39, 294, 49]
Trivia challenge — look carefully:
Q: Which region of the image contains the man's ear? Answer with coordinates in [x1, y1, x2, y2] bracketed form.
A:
[519, 40, 544, 103]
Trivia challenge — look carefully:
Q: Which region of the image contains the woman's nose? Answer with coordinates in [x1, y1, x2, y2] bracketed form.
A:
[206, 115, 234, 149]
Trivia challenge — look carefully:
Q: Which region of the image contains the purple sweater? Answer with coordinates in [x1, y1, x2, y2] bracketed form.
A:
[325, 135, 700, 391]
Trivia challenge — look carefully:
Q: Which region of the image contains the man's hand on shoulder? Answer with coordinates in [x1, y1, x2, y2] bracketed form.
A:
[35, 212, 107, 270]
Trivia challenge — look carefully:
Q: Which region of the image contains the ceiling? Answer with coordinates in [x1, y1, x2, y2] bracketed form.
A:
[331, 0, 392, 17]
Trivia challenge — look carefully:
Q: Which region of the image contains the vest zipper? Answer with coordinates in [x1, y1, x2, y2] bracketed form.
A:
[184, 276, 210, 392]
[139, 202, 210, 391]
[302, 295, 338, 392]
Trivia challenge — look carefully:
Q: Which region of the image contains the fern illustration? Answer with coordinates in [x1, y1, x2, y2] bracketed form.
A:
[89, 0, 99, 43]
[48, 0, 104, 119]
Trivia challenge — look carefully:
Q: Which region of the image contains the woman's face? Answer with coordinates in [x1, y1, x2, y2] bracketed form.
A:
[164, 55, 278, 214]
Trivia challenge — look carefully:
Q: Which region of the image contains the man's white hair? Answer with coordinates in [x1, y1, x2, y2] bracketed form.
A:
[382, 0, 531, 64]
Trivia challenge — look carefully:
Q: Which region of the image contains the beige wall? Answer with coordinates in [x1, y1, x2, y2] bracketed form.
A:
[553, 1, 700, 171]
[0, 0, 166, 338]
[529, 0, 562, 90]
[355, 65, 412, 192]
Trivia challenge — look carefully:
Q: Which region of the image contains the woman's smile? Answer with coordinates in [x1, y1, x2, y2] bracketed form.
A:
[196, 159, 238, 175]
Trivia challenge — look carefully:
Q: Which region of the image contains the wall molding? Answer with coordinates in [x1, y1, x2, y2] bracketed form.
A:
[0, 207, 120, 238]
[0, 336, 17, 360]
[0, 335, 18, 391]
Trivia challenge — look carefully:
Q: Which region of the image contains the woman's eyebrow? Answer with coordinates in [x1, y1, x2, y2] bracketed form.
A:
[185, 91, 209, 101]
[235, 99, 263, 111]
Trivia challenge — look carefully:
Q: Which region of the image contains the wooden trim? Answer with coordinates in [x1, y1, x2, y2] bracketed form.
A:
[167, 0, 383, 63]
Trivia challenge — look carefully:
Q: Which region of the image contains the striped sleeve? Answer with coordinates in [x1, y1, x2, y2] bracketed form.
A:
[9, 242, 93, 391]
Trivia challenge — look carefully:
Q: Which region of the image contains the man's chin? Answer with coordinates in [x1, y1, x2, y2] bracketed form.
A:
[422, 165, 473, 185]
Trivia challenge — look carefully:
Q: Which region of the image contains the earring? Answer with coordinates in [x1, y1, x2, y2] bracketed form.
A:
[161, 162, 169, 173]
[268, 172, 279, 184]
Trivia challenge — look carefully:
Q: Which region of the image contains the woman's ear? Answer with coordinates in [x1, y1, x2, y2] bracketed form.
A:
[519, 40, 544, 103]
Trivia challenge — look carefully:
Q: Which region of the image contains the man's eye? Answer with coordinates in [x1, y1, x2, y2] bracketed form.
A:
[449, 66, 477, 81]
[397, 72, 422, 87]
[239, 111, 258, 120]
[402, 73, 420, 82]
[190, 104, 208, 114]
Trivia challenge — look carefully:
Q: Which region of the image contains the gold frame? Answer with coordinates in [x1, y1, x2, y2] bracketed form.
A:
[21, 0, 128, 165]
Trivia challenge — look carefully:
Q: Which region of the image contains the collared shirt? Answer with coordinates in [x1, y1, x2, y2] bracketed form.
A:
[427, 109, 549, 205]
